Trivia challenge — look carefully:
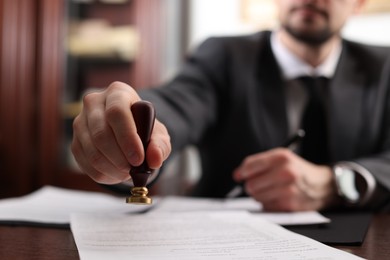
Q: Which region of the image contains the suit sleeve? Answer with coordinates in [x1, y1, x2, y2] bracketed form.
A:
[139, 37, 229, 152]
[354, 56, 390, 209]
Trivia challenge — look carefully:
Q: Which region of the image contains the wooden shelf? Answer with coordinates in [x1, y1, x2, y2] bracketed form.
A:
[0, 0, 167, 198]
[68, 54, 131, 67]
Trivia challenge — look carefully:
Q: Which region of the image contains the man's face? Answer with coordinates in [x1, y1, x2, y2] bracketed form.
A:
[275, 0, 364, 45]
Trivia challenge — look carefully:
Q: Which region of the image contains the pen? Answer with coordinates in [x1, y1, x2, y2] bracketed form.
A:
[225, 129, 306, 198]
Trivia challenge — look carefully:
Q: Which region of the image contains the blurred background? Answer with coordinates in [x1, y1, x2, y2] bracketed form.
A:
[0, 0, 389, 198]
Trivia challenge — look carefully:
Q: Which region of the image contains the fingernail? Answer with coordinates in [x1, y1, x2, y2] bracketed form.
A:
[129, 152, 140, 166]
[240, 170, 248, 179]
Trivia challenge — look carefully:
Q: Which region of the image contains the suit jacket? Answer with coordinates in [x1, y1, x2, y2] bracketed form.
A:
[140, 31, 390, 209]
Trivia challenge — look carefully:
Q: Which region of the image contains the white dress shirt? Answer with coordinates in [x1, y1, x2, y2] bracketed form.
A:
[270, 32, 376, 206]
[270, 31, 342, 136]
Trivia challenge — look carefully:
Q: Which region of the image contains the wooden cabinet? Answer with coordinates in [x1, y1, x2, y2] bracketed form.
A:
[0, 0, 186, 198]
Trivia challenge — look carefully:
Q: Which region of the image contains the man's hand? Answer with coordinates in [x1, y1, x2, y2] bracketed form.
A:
[71, 81, 171, 184]
[233, 148, 339, 211]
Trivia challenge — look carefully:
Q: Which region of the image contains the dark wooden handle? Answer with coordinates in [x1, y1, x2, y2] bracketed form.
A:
[129, 101, 155, 187]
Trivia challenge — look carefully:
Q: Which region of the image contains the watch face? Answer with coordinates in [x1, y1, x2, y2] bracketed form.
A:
[334, 166, 360, 203]
[334, 162, 376, 206]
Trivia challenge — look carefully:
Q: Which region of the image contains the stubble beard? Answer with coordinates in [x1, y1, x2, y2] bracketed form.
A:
[284, 24, 334, 47]
[282, 3, 335, 47]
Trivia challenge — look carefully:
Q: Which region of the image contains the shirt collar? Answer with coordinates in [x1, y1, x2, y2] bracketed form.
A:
[270, 31, 342, 80]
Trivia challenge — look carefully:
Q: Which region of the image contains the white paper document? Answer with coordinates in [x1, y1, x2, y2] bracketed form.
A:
[154, 195, 262, 212]
[70, 211, 363, 260]
[0, 186, 154, 225]
[154, 196, 330, 225]
[0, 186, 329, 226]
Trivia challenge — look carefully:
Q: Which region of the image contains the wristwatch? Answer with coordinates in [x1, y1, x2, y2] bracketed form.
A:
[333, 162, 376, 206]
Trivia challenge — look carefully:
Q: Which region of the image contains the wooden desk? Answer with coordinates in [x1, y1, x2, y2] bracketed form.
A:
[335, 214, 390, 259]
[1, 215, 389, 259]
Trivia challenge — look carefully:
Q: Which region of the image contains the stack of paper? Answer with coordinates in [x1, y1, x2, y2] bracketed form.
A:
[0, 186, 154, 226]
[0, 186, 364, 259]
[0, 186, 329, 226]
[70, 211, 364, 260]
[153, 196, 331, 226]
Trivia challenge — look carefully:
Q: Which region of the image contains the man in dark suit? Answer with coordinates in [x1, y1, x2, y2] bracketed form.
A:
[71, 0, 390, 211]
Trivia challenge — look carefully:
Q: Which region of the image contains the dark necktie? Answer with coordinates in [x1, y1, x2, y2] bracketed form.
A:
[299, 76, 329, 164]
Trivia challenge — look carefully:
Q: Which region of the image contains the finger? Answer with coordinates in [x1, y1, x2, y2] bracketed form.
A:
[252, 185, 300, 212]
[104, 82, 144, 166]
[73, 110, 130, 182]
[71, 131, 127, 184]
[234, 148, 293, 181]
[233, 152, 273, 181]
[83, 92, 131, 176]
[146, 121, 171, 169]
[245, 161, 298, 195]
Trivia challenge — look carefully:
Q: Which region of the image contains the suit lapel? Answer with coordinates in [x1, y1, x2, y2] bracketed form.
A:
[254, 35, 369, 160]
[255, 34, 289, 148]
[328, 44, 368, 162]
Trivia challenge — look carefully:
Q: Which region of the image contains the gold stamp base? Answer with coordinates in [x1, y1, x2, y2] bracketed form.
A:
[126, 187, 152, 205]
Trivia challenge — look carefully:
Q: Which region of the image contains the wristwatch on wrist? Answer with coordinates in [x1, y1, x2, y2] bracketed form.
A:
[332, 162, 376, 206]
